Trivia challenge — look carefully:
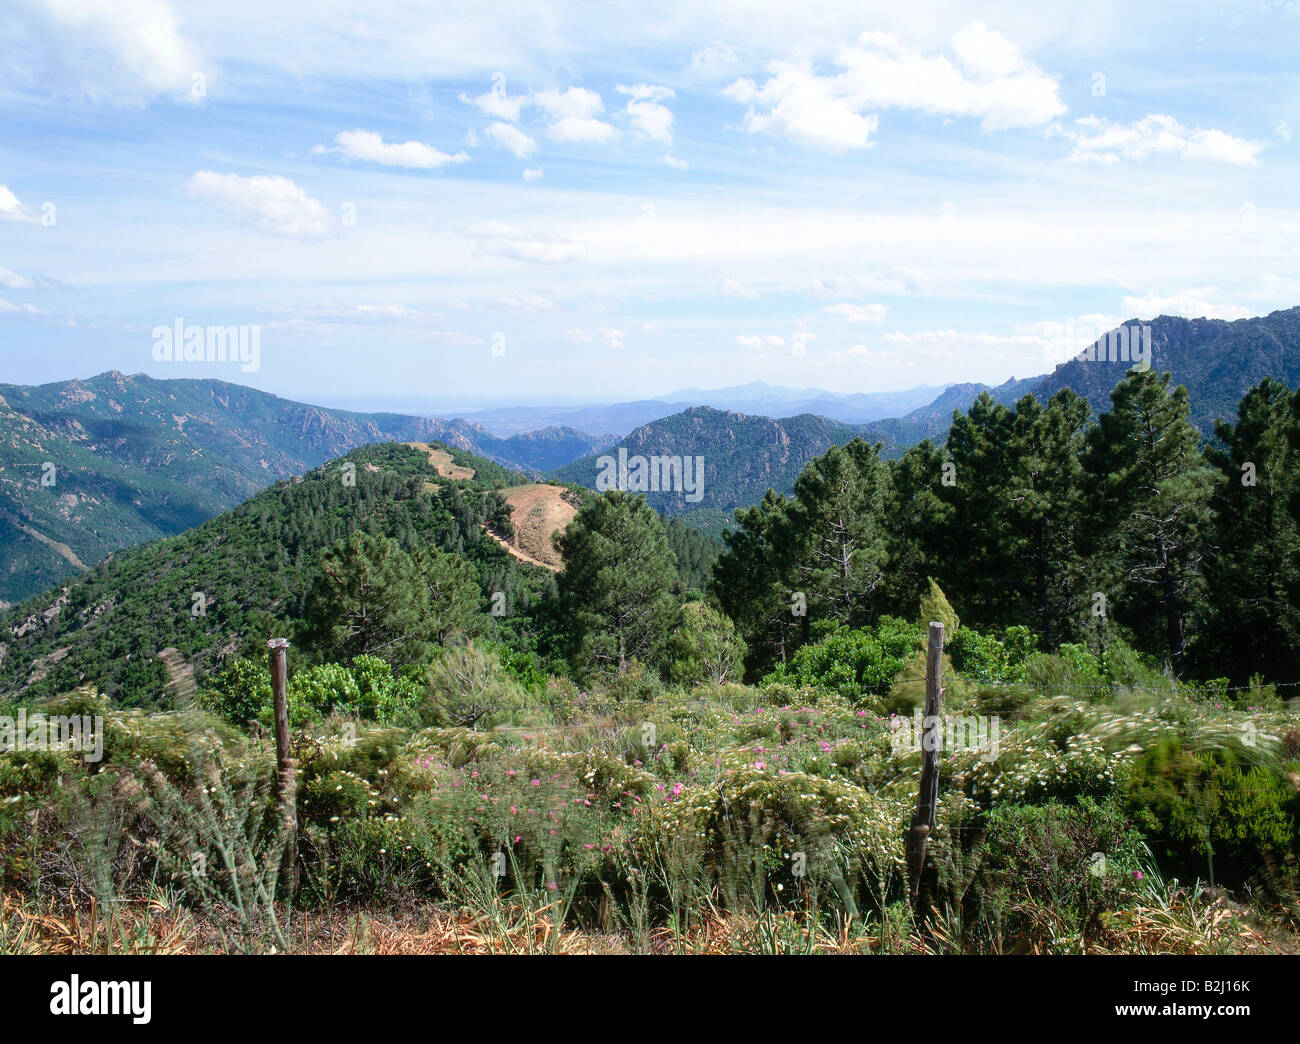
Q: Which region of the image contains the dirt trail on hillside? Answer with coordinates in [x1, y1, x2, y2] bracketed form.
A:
[485, 484, 577, 572]
[405, 442, 476, 480]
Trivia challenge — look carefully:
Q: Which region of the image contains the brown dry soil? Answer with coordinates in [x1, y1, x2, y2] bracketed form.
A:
[485, 483, 577, 572]
[404, 442, 476, 481]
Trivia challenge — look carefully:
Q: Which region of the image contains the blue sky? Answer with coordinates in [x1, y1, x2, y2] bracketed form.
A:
[1, 0, 1298, 413]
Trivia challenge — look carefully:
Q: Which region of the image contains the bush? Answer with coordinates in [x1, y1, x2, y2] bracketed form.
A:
[763, 618, 920, 704]
[200, 659, 271, 727]
[1124, 740, 1300, 889]
[976, 795, 1146, 951]
[421, 643, 532, 730]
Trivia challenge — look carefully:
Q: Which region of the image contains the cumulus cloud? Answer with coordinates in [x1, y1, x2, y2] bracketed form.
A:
[619, 83, 675, 144]
[723, 22, 1065, 151]
[1066, 114, 1265, 165]
[464, 220, 587, 264]
[534, 87, 616, 144]
[185, 171, 333, 239]
[315, 130, 469, 169]
[824, 302, 887, 322]
[0, 267, 35, 289]
[1121, 288, 1253, 321]
[459, 84, 528, 122]
[23, 0, 204, 103]
[737, 333, 786, 348]
[485, 121, 537, 158]
[522, 167, 544, 181]
[0, 185, 37, 223]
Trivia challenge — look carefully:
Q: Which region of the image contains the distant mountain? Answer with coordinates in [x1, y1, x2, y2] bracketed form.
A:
[0, 372, 602, 604]
[551, 308, 1300, 529]
[550, 407, 894, 525]
[4, 307, 1296, 601]
[455, 381, 952, 435]
[1035, 309, 1300, 431]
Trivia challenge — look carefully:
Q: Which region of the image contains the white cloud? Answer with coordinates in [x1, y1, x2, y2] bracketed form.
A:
[534, 87, 616, 144]
[316, 130, 469, 169]
[522, 167, 544, 181]
[565, 326, 624, 347]
[1067, 115, 1265, 165]
[1121, 288, 1253, 321]
[547, 116, 617, 144]
[0, 185, 36, 223]
[619, 83, 675, 144]
[724, 22, 1065, 151]
[824, 301, 887, 322]
[24, 0, 204, 103]
[725, 61, 879, 151]
[485, 122, 537, 158]
[0, 267, 35, 289]
[663, 153, 689, 170]
[464, 221, 587, 264]
[185, 171, 333, 239]
[499, 294, 555, 311]
[689, 42, 739, 79]
[459, 85, 528, 122]
[885, 313, 1129, 370]
[533, 87, 604, 120]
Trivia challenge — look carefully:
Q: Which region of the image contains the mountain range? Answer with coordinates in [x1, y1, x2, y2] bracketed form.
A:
[2, 307, 1298, 604]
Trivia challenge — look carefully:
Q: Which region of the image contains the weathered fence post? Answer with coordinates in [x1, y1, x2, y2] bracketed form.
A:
[906, 621, 944, 915]
[268, 637, 298, 896]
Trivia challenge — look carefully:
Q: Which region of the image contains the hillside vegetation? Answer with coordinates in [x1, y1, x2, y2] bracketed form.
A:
[2, 369, 1298, 955]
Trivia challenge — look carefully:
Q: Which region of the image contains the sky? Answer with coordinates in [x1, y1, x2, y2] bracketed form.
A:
[1, 0, 1298, 414]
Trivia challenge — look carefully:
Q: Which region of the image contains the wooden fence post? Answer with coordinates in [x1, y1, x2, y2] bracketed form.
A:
[267, 638, 298, 896]
[906, 621, 944, 915]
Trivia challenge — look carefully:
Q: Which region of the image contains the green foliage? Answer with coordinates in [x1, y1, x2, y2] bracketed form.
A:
[556, 491, 679, 677]
[1083, 370, 1216, 675]
[1124, 740, 1300, 889]
[1200, 377, 1300, 682]
[201, 659, 272, 727]
[977, 796, 1146, 950]
[300, 532, 439, 668]
[421, 643, 531, 730]
[664, 601, 747, 686]
[763, 618, 922, 705]
[917, 579, 959, 635]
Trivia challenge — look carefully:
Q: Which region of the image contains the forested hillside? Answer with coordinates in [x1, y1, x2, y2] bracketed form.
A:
[0, 372, 604, 603]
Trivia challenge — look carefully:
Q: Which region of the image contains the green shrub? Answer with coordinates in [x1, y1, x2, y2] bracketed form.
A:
[976, 795, 1145, 951]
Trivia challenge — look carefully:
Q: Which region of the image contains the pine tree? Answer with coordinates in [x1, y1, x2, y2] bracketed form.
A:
[1200, 377, 1300, 681]
[1004, 390, 1092, 647]
[713, 490, 805, 676]
[1083, 370, 1215, 675]
[555, 491, 678, 676]
[786, 438, 892, 628]
[300, 532, 434, 667]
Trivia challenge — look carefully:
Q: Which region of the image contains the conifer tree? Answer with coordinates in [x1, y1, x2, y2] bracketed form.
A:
[555, 491, 678, 676]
